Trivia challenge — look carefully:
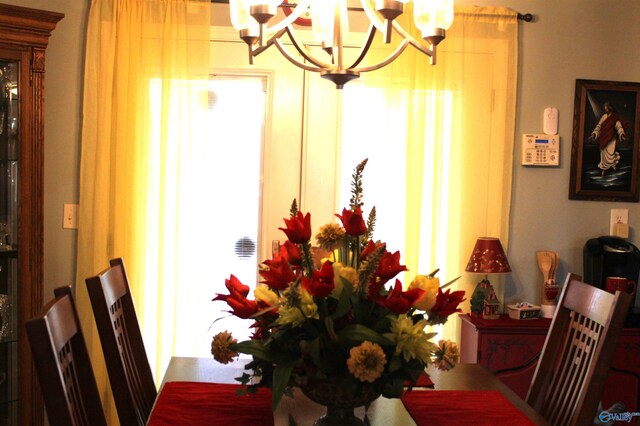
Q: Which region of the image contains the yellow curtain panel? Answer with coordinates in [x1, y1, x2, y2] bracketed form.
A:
[76, 0, 211, 422]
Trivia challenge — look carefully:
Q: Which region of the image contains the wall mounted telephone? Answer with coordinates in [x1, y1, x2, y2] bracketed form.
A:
[521, 133, 560, 166]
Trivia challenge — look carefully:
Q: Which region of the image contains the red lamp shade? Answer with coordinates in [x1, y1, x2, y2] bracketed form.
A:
[465, 237, 511, 274]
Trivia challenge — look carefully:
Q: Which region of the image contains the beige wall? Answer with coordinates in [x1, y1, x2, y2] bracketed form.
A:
[6, 0, 640, 307]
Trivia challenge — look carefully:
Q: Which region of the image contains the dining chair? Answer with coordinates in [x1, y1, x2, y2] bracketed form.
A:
[85, 258, 157, 426]
[525, 273, 633, 426]
[25, 286, 107, 426]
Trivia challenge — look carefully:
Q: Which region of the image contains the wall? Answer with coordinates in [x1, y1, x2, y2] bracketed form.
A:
[5, 0, 640, 309]
[457, 0, 640, 307]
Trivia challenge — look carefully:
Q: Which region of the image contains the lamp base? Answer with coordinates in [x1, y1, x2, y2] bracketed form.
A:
[470, 277, 501, 320]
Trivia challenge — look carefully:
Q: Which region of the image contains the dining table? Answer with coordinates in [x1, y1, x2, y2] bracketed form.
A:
[148, 356, 550, 425]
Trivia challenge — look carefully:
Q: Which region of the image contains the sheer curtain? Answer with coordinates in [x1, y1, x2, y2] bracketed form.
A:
[362, 6, 518, 340]
[75, 0, 211, 422]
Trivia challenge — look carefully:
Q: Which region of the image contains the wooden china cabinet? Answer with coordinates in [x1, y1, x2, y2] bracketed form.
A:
[0, 4, 63, 425]
[460, 314, 640, 413]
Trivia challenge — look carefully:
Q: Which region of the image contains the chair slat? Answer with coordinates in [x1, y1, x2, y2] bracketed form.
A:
[26, 288, 107, 426]
[526, 273, 632, 426]
[86, 258, 157, 426]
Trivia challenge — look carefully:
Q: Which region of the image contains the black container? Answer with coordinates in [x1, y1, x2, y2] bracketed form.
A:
[583, 236, 640, 327]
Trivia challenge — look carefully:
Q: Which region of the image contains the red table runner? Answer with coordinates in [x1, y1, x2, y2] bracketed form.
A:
[401, 390, 536, 425]
[148, 382, 535, 425]
[147, 381, 274, 426]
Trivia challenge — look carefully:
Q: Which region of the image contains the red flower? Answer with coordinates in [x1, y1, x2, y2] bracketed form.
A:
[383, 279, 425, 314]
[226, 295, 259, 319]
[377, 250, 407, 280]
[279, 211, 312, 243]
[360, 240, 383, 261]
[336, 207, 367, 236]
[260, 255, 296, 290]
[279, 240, 302, 268]
[212, 274, 250, 302]
[302, 261, 335, 298]
[213, 275, 259, 319]
[430, 288, 466, 319]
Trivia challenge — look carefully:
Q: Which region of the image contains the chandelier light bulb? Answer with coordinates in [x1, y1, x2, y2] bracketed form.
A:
[413, 0, 454, 45]
[311, 0, 349, 49]
[230, 0, 259, 33]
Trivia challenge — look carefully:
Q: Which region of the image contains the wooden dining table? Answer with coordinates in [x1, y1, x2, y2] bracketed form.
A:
[149, 356, 550, 425]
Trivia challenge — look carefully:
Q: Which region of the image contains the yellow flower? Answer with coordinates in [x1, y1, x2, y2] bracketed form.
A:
[432, 339, 460, 371]
[211, 331, 238, 364]
[276, 286, 318, 327]
[409, 275, 440, 311]
[332, 262, 358, 297]
[385, 316, 437, 364]
[346, 341, 387, 383]
[254, 285, 279, 306]
[315, 223, 346, 252]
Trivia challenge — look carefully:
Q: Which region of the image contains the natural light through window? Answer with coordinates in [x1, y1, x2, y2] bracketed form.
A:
[340, 86, 454, 276]
[148, 76, 266, 357]
[340, 85, 455, 340]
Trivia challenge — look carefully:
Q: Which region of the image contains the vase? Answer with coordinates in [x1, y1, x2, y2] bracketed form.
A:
[300, 377, 382, 426]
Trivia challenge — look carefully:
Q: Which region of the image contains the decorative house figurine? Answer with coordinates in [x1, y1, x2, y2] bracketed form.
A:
[470, 279, 490, 316]
[482, 286, 501, 319]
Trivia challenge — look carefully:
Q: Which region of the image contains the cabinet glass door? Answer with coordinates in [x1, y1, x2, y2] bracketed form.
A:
[0, 59, 18, 424]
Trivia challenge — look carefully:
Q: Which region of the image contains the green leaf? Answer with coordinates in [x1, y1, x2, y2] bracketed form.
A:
[382, 377, 405, 399]
[331, 277, 353, 320]
[388, 355, 403, 373]
[271, 362, 294, 411]
[231, 340, 273, 361]
[337, 324, 394, 346]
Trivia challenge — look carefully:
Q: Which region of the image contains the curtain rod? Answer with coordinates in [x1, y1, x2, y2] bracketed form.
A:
[209, 1, 534, 22]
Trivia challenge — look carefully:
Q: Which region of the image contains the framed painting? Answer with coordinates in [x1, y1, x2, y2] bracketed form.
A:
[569, 79, 640, 201]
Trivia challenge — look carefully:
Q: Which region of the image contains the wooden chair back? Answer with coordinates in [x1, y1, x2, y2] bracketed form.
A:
[526, 273, 632, 426]
[25, 286, 107, 426]
[85, 258, 157, 426]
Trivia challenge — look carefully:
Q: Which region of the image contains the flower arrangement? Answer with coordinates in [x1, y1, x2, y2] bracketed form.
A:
[211, 159, 465, 411]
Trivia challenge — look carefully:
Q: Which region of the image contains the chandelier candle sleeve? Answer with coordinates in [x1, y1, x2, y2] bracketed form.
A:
[228, 0, 455, 89]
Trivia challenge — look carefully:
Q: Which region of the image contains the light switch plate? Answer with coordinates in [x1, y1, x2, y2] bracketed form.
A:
[63, 204, 78, 229]
[610, 208, 629, 236]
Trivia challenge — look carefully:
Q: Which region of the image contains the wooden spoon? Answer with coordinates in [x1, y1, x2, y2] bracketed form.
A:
[536, 251, 552, 281]
[549, 251, 559, 282]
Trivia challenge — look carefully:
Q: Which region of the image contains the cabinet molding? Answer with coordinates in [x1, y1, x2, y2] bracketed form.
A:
[0, 4, 63, 425]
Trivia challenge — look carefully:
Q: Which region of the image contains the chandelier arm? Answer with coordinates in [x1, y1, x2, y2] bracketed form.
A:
[391, 19, 435, 59]
[346, 23, 378, 69]
[272, 39, 325, 73]
[282, 26, 335, 69]
[353, 38, 411, 73]
[252, 27, 288, 57]
[251, 25, 332, 71]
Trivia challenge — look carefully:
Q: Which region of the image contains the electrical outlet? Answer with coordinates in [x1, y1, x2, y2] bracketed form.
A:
[63, 204, 78, 229]
[610, 208, 629, 236]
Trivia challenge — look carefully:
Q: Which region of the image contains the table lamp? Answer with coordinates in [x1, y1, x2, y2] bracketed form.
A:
[465, 237, 511, 319]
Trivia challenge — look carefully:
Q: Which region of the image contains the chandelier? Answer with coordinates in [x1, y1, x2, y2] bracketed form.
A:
[228, 0, 454, 89]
